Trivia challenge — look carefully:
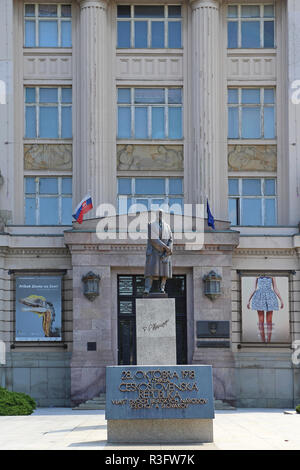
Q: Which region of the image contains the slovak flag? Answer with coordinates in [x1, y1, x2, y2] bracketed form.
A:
[72, 195, 93, 224]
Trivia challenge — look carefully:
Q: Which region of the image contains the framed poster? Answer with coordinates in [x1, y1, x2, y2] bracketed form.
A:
[15, 276, 62, 341]
[241, 275, 290, 343]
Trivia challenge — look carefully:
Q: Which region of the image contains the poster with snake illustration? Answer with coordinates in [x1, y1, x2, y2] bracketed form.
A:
[15, 276, 62, 341]
[241, 275, 289, 343]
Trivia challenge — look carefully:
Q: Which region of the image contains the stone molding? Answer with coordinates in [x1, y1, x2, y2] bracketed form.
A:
[77, 0, 107, 10]
[190, 0, 219, 10]
[234, 248, 296, 257]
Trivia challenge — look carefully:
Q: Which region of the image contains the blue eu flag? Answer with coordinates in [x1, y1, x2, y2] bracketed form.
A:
[207, 200, 215, 230]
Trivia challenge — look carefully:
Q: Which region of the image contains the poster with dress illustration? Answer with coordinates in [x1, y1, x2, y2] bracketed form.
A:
[241, 276, 289, 343]
[15, 276, 62, 341]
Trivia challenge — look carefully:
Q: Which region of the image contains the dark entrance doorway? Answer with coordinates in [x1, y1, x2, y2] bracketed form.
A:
[117, 275, 187, 365]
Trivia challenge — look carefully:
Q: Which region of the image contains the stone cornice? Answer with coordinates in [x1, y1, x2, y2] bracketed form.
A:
[234, 248, 296, 257]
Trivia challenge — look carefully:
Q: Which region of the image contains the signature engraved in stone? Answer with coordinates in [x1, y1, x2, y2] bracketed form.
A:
[142, 319, 169, 333]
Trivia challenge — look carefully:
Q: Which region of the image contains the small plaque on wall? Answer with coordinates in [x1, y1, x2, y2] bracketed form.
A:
[196, 321, 230, 338]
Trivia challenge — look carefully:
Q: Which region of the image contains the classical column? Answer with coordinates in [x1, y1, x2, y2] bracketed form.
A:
[74, 0, 116, 217]
[186, 0, 221, 216]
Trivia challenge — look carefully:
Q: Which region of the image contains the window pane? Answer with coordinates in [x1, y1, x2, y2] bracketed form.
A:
[117, 5, 131, 18]
[242, 107, 261, 138]
[61, 106, 72, 138]
[135, 178, 165, 195]
[118, 107, 131, 138]
[39, 178, 58, 194]
[264, 88, 274, 104]
[242, 88, 260, 104]
[241, 21, 260, 48]
[135, 199, 150, 212]
[241, 198, 262, 225]
[117, 21, 131, 48]
[25, 107, 36, 138]
[134, 21, 147, 48]
[61, 21, 72, 47]
[62, 197, 72, 224]
[118, 88, 131, 103]
[118, 178, 131, 195]
[39, 88, 58, 103]
[118, 196, 132, 214]
[39, 107, 58, 138]
[135, 88, 164, 104]
[25, 88, 36, 103]
[62, 88, 72, 103]
[228, 107, 239, 138]
[264, 21, 274, 48]
[228, 198, 238, 225]
[242, 179, 261, 196]
[168, 107, 182, 139]
[168, 6, 181, 18]
[169, 178, 183, 195]
[264, 198, 276, 225]
[168, 21, 182, 48]
[25, 198, 36, 225]
[151, 22, 164, 48]
[39, 198, 59, 225]
[62, 177, 72, 194]
[25, 4, 35, 17]
[228, 22, 238, 48]
[25, 177, 36, 194]
[25, 20, 36, 47]
[61, 5, 72, 18]
[39, 21, 58, 47]
[227, 6, 238, 18]
[168, 88, 182, 104]
[228, 178, 239, 195]
[241, 5, 260, 18]
[134, 6, 164, 18]
[151, 199, 165, 211]
[228, 89, 238, 104]
[169, 198, 183, 215]
[135, 107, 148, 138]
[264, 5, 274, 18]
[264, 106, 275, 138]
[39, 4, 57, 17]
[265, 179, 276, 196]
[152, 107, 165, 139]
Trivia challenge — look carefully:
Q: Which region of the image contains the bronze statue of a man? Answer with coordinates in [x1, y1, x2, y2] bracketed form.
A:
[144, 210, 173, 295]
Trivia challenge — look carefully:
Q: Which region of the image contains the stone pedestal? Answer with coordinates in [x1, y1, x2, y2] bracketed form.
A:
[136, 298, 176, 365]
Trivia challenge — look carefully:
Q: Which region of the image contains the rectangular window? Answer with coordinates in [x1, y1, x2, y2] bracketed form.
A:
[228, 88, 275, 139]
[117, 177, 183, 214]
[227, 4, 275, 49]
[117, 87, 183, 139]
[25, 176, 72, 225]
[228, 178, 276, 226]
[25, 86, 72, 139]
[24, 4, 72, 48]
[117, 4, 182, 49]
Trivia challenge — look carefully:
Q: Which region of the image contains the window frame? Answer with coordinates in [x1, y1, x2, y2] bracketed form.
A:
[117, 87, 183, 140]
[24, 3, 72, 48]
[227, 3, 275, 49]
[228, 177, 277, 226]
[24, 176, 72, 226]
[117, 177, 184, 214]
[24, 86, 72, 139]
[116, 4, 182, 49]
[228, 87, 276, 140]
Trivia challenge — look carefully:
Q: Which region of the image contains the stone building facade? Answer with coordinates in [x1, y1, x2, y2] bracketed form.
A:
[0, 0, 299, 408]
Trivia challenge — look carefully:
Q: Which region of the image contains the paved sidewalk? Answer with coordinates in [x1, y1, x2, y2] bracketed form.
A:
[0, 408, 299, 450]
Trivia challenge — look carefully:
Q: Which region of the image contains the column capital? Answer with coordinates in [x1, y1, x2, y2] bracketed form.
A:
[190, 0, 219, 10]
[77, 0, 107, 10]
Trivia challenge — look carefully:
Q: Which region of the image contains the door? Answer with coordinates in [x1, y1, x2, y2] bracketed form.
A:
[117, 274, 187, 365]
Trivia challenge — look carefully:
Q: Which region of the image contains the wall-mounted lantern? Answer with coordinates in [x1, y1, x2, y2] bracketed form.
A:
[203, 270, 222, 300]
[82, 271, 100, 301]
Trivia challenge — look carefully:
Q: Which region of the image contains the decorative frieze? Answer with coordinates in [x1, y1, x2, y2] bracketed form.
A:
[117, 144, 183, 171]
[228, 145, 277, 172]
[24, 144, 72, 171]
[23, 54, 72, 80]
[227, 54, 276, 81]
[116, 54, 183, 81]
